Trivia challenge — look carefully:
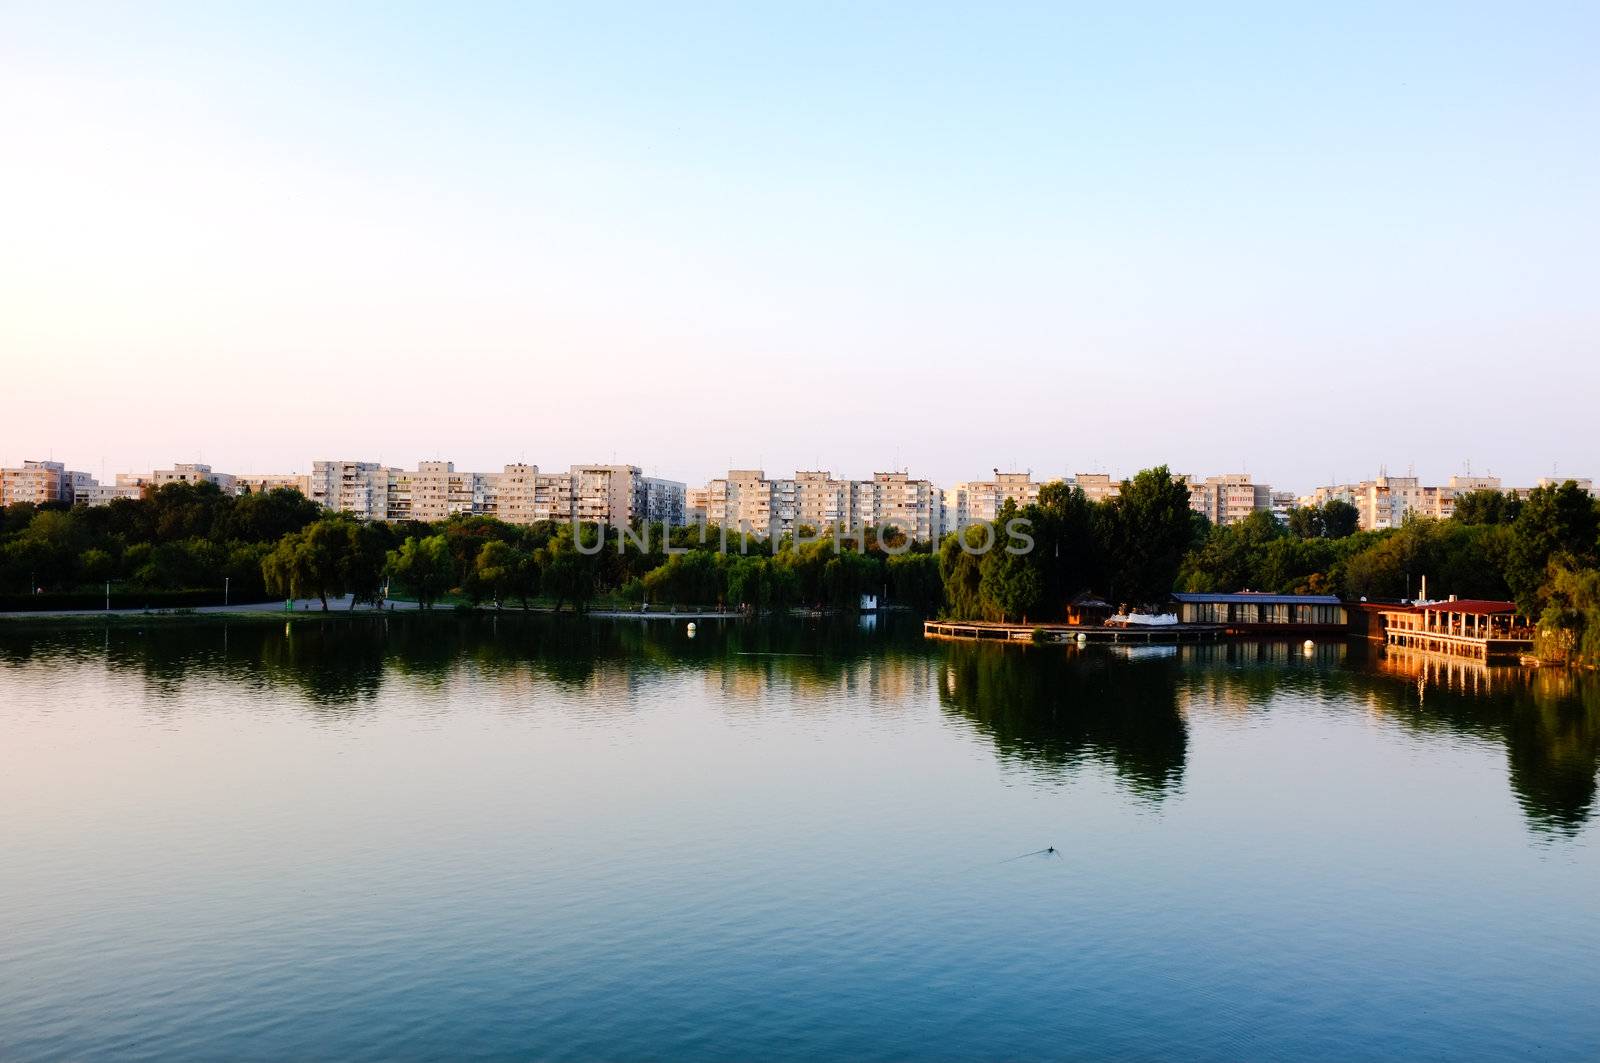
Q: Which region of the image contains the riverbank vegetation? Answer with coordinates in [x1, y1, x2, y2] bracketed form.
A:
[4, 474, 1597, 665]
[0, 481, 940, 616]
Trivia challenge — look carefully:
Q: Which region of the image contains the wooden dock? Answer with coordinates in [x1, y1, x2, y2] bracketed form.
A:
[923, 620, 1226, 644]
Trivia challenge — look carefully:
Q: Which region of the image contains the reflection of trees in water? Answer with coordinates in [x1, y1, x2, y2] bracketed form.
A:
[1352, 645, 1600, 835]
[0, 613, 937, 712]
[936, 642, 1187, 800]
[3, 621, 1593, 833]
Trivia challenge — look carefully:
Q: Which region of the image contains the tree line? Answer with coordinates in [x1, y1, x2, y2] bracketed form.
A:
[0, 481, 940, 614]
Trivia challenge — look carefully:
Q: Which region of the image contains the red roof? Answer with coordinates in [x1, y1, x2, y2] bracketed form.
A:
[1418, 599, 1516, 615]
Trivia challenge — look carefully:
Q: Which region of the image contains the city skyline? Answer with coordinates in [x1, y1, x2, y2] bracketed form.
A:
[5, 453, 1590, 539]
[0, 445, 1589, 503]
[3, 3, 1598, 487]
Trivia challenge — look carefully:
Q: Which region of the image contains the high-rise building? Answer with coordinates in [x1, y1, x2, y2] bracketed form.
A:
[0, 460, 68, 505]
[943, 470, 1043, 532]
[309, 460, 389, 521]
[1186, 474, 1273, 526]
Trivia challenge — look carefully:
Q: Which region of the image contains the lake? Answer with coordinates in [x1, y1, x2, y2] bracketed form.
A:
[2, 615, 1597, 1061]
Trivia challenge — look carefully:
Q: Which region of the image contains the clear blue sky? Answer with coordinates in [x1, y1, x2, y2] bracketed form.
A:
[2, 1, 1595, 491]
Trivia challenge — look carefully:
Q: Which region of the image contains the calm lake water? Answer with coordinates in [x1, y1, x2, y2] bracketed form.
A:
[2, 616, 1597, 1062]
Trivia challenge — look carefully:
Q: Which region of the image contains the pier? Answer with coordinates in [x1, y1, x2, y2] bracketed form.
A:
[923, 620, 1226, 644]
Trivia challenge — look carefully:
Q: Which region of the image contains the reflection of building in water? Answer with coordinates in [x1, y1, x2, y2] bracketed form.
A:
[1373, 646, 1527, 700]
[1175, 640, 1350, 717]
[1179, 641, 1347, 666]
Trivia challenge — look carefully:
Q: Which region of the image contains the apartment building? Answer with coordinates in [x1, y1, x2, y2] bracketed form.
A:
[638, 475, 687, 526]
[1515, 477, 1596, 499]
[702, 469, 779, 535]
[234, 473, 311, 496]
[152, 463, 236, 493]
[1302, 474, 1454, 530]
[0, 460, 68, 505]
[309, 460, 389, 521]
[855, 471, 940, 541]
[794, 471, 849, 532]
[390, 461, 498, 522]
[1186, 474, 1273, 526]
[943, 470, 1042, 532]
[1070, 473, 1120, 504]
[76, 481, 145, 505]
[695, 468, 939, 541]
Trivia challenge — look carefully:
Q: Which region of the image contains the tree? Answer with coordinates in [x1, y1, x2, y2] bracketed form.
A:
[1452, 489, 1521, 527]
[261, 518, 362, 610]
[340, 521, 390, 608]
[1106, 466, 1194, 605]
[1507, 482, 1600, 613]
[474, 539, 539, 610]
[1321, 500, 1360, 539]
[1535, 557, 1600, 666]
[886, 552, 943, 614]
[1285, 505, 1323, 539]
[386, 534, 456, 609]
[1287, 500, 1359, 539]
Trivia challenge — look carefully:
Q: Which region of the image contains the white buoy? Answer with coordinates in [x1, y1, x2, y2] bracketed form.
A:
[686, 622, 697, 638]
[1303, 639, 1315, 653]
[1076, 633, 1088, 645]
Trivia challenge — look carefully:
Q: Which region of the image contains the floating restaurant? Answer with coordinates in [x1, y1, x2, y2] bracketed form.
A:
[1371, 598, 1534, 660]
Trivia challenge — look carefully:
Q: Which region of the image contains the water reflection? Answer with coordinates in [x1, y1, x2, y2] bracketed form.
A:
[1, 618, 1596, 834]
[936, 642, 1187, 799]
[1354, 645, 1600, 835]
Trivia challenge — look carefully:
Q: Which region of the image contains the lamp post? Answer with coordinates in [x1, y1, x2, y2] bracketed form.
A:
[225, 576, 230, 607]
[105, 581, 110, 612]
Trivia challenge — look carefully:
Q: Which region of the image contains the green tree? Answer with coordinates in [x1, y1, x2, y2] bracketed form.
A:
[474, 539, 540, 610]
[1452, 489, 1521, 526]
[1507, 482, 1600, 613]
[261, 518, 366, 610]
[1106, 466, 1194, 605]
[386, 534, 456, 609]
[1321, 500, 1360, 538]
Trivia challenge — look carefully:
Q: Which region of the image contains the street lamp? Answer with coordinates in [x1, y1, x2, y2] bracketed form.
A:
[225, 576, 230, 607]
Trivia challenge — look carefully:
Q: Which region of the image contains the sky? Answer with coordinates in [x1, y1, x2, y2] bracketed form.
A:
[2, 1, 1596, 493]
